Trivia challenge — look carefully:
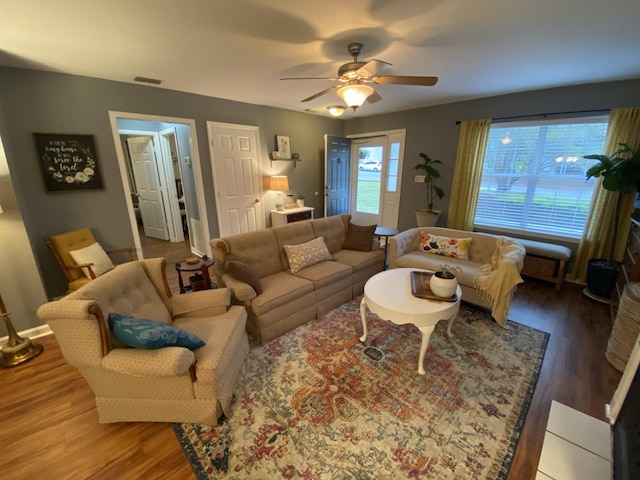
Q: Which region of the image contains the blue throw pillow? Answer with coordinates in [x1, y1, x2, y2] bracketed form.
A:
[108, 313, 205, 350]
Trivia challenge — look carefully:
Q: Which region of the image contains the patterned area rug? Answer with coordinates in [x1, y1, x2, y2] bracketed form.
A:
[173, 299, 548, 479]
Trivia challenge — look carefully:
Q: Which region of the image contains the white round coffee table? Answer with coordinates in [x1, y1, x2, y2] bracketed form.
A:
[360, 268, 462, 375]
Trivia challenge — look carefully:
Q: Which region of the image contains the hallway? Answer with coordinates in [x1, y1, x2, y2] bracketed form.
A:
[137, 228, 203, 294]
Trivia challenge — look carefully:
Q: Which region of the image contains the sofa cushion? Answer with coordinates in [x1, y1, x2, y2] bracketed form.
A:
[224, 229, 282, 278]
[273, 222, 316, 271]
[333, 248, 384, 273]
[225, 260, 263, 294]
[343, 223, 376, 252]
[273, 221, 315, 249]
[251, 272, 315, 316]
[223, 252, 246, 268]
[293, 259, 352, 289]
[418, 232, 472, 260]
[108, 313, 205, 350]
[173, 305, 248, 385]
[283, 237, 333, 274]
[311, 215, 350, 253]
[394, 252, 482, 287]
[69, 242, 115, 278]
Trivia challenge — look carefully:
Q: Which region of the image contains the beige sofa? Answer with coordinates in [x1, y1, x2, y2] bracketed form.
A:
[211, 214, 385, 344]
[37, 258, 249, 425]
[388, 227, 525, 325]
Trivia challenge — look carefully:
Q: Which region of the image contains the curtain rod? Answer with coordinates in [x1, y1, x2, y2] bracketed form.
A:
[455, 108, 610, 125]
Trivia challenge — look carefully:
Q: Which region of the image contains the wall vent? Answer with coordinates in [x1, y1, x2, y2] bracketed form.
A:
[134, 76, 162, 85]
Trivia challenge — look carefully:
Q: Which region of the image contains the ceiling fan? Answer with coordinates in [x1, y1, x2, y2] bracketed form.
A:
[281, 42, 438, 112]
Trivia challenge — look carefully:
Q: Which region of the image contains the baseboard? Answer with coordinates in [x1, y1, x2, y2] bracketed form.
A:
[0, 324, 52, 347]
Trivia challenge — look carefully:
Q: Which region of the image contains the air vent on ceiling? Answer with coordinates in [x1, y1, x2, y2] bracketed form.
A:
[134, 76, 162, 85]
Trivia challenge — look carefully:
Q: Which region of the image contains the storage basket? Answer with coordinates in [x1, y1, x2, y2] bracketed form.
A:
[606, 282, 640, 372]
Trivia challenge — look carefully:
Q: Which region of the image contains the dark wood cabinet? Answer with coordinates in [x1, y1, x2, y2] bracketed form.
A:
[613, 217, 640, 319]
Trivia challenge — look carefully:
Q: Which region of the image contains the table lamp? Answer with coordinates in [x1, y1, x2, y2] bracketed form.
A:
[0, 200, 44, 367]
[270, 175, 289, 211]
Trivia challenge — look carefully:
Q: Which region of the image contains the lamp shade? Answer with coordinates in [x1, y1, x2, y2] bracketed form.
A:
[327, 105, 345, 117]
[269, 175, 289, 191]
[337, 84, 374, 110]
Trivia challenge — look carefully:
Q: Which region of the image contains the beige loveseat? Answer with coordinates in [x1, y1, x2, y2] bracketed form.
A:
[388, 227, 525, 326]
[211, 214, 385, 344]
[37, 258, 249, 425]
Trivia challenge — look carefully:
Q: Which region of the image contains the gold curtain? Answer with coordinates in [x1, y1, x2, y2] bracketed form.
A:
[447, 119, 492, 230]
[570, 107, 640, 283]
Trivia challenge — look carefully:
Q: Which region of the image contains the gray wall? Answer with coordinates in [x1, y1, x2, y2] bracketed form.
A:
[344, 79, 640, 233]
[0, 67, 342, 312]
[1, 64, 639, 334]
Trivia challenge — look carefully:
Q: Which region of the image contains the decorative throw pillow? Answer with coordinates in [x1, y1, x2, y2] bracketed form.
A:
[418, 232, 472, 260]
[223, 253, 246, 269]
[68, 242, 115, 278]
[283, 237, 332, 274]
[226, 260, 263, 294]
[343, 223, 377, 252]
[108, 313, 205, 350]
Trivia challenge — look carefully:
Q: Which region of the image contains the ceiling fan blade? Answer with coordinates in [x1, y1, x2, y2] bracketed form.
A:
[356, 59, 392, 78]
[366, 90, 383, 104]
[373, 75, 439, 86]
[281, 77, 339, 81]
[301, 84, 341, 102]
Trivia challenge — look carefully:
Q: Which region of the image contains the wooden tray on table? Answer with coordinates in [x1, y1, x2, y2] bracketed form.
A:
[410, 271, 458, 302]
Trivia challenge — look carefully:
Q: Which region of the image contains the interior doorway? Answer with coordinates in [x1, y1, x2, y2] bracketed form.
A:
[122, 133, 173, 242]
[109, 111, 212, 261]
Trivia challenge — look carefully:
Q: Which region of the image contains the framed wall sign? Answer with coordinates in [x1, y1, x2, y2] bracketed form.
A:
[276, 135, 291, 159]
[33, 133, 104, 192]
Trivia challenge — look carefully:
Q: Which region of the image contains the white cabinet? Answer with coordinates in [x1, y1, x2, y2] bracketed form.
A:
[270, 207, 314, 227]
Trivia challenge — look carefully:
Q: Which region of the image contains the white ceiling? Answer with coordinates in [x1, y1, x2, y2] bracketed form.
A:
[1, 0, 639, 118]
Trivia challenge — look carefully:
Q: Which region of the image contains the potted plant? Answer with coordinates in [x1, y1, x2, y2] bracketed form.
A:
[413, 152, 445, 227]
[429, 264, 461, 298]
[296, 194, 305, 207]
[584, 143, 640, 299]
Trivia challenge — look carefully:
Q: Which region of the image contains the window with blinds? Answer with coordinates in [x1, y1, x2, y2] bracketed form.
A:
[474, 116, 608, 239]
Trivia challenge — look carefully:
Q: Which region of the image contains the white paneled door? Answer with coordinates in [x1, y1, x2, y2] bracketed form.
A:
[208, 122, 264, 237]
[127, 136, 170, 241]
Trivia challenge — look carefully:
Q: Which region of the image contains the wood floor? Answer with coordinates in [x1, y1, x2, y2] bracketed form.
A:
[137, 229, 205, 294]
[0, 252, 622, 479]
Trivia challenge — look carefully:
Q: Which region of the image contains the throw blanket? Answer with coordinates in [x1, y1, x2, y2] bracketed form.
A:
[474, 237, 526, 327]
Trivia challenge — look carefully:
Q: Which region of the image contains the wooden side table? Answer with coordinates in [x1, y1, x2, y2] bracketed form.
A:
[175, 256, 214, 294]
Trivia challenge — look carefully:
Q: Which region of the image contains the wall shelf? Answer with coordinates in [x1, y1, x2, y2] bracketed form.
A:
[270, 152, 301, 168]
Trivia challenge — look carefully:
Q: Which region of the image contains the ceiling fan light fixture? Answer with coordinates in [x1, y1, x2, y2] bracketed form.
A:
[337, 83, 374, 111]
[327, 105, 346, 117]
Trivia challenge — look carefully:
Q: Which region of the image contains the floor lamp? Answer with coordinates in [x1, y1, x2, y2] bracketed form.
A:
[0, 201, 43, 367]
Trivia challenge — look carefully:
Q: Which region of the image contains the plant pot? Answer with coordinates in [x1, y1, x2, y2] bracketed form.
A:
[429, 272, 457, 298]
[416, 210, 441, 227]
[296, 199, 304, 207]
[586, 258, 621, 299]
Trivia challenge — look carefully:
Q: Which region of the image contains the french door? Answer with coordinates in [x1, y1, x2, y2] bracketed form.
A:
[349, 130, 405, 228]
